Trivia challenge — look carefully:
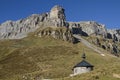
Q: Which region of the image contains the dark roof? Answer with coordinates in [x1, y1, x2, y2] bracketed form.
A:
[73, 60, 94, 68]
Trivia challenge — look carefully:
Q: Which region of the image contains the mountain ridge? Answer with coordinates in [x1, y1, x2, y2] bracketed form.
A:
[0, 5, 119, 42]
[0, 5, 119, 56]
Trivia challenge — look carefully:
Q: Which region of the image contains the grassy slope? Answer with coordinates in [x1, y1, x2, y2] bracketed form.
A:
[0, 35, 120, 80]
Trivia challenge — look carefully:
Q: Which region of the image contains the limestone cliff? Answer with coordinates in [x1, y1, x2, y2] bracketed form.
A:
[0, 5, 66, 39]
[68, 21, 107, 37]
[35, 27, 73, 42]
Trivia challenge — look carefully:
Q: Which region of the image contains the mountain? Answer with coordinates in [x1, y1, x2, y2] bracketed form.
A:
[0, 5, 66, 39]
[0, 5, 120, 80]
[0, 5, 119, 42]
[0, 5, 119, 56]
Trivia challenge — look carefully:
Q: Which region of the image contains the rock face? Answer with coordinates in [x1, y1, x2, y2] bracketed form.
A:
[0, 5, 66, 39]
[87, 36, 120, 56]
[107, 29, 120, 42]
[68, 21, 107, 37]
[36, 27, 73, 42]
[42, 5, 66, 27]
[0, 14, 44, 39]
[49, 5, 66, 27]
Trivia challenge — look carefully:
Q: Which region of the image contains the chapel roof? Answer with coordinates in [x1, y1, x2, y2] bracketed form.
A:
[73, 60, 94, 68]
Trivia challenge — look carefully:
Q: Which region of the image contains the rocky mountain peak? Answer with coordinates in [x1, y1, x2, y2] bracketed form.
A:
[0, 5, 119, 43]
[37, 5, 66, 27]
[50, 5, 65, 21]
[0, 5, 67, 39]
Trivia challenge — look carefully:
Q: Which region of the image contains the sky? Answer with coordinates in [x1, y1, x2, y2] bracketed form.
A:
[0, 0, 120, 29]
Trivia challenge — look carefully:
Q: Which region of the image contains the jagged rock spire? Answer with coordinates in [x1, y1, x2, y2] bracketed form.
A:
[50, 5, 66, 21]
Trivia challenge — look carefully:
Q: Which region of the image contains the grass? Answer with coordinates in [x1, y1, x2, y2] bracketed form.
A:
[0, 34, 120, 80]
[0, 36, 76, 79]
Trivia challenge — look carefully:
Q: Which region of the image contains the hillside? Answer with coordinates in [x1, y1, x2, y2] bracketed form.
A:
[0, 31, 120, 80]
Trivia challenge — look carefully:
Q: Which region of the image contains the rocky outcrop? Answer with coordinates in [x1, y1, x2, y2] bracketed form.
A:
[68, 21, 107, 37]
[107, 29, 120, 42]
[35, 27, 73, 42]
[0, 5, 66, 39]
[42, 5, 66, 27]
[86, 36, 120, 57]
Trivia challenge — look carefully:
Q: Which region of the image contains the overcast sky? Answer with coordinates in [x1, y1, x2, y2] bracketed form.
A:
[0, 0, 120, 29]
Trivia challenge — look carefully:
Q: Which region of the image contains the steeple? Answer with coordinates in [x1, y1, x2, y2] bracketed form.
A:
[81, 53, 86, 60]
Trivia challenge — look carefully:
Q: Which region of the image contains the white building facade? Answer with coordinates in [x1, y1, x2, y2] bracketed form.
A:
[70, 60, 94, 76]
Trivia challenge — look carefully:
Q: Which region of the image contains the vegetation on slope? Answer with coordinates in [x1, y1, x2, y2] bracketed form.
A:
[0, 30, 120, 80]
[0, 35, 77, 80]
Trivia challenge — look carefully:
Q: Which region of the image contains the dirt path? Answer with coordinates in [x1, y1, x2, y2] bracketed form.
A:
[73, 35, 106, 55]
